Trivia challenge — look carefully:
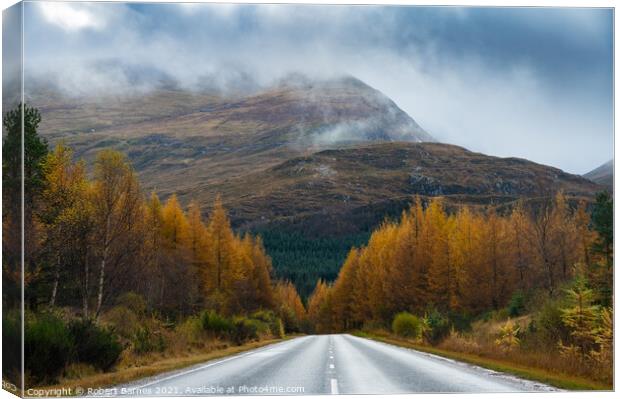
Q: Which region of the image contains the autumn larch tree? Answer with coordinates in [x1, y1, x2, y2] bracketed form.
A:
[274, 280, 307, 332]
[203, 195, 239, 314]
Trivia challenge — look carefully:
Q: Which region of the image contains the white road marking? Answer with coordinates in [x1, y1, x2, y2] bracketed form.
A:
[330, 378, 339, 394]
[329, 364, 335, 369]
[248, 350, 288, 357]
[329, 355, 334, 359]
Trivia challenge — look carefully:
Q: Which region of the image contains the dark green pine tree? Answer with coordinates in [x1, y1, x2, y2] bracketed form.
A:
[3, 103, 49, 208]
[2, 103, 48, 308]
[587, 191, 613, 307]
[591, 191, 613, 269]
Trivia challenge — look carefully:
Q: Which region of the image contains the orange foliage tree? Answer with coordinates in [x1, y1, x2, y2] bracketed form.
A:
[34, 147, 304, 322]
[321, 195, 595, 330]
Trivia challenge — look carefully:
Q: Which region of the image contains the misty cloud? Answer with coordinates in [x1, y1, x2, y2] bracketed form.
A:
[309, 120, 423, 148]
[19, 2, 613, 174]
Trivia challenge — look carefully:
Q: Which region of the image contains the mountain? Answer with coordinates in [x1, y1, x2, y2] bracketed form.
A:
[584, 160, 613, 188]
[28, 75, 604, 297]
[30, 75, 433, 200]
[32, 75, 432, 143]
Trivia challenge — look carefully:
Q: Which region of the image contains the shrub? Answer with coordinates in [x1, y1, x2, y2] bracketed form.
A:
[589, 307, 613, 380]
[481, 311, 493, 322]
[299, 318, 314, 334]
[232, 317, 260, 344]
[251, 318, 271, 338]
[392, 312, 424, 339]
[132, 327, 155, 354]
[25, 313, 74, 383]
[250, 310, 274, 323]
[494, 320, 521, 351]
[68, 319, 122, 371]
[199, 310, 211, 329]
[493, 308, 510, 321]
[531, 299, 571, 348]
[2, 311, 21, 381]
[115, 292, 147, 316]
[102, 306, 139, 339]
[131, 327, 166, 354]
[278, 306, 300, 333]
[423, 309, 451, 345]
[447, 311, 473, 332]
[508, 291, 526, 317]
[271, 318, 285, 338]
[175, 316, 205, 347]
[251, 310, 285, 338]
[201, 310, 234, 337]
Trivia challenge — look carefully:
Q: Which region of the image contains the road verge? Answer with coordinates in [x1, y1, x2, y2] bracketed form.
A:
[33, 337, 295, 396]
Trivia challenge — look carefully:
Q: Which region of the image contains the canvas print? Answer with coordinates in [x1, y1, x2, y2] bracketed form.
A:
[1, 1, 614, 397]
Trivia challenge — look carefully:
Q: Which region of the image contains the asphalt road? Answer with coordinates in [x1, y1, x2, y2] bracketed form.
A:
[105, 334, 558, 396]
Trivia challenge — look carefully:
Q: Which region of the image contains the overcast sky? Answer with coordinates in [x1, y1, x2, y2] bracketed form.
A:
[20, 1, 613, 174]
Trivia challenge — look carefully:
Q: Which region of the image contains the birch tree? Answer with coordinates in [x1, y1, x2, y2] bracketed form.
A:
[92, 150, 142, 318]
[39, 143, 89, 307]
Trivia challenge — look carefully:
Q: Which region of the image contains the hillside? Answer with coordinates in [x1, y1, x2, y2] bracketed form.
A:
[29, 76, 604, 297]
[35, 76, 432, 143]
[218, 142, 600, 229]
[31, 76, 433, 203]
[584, 159, 613, 188]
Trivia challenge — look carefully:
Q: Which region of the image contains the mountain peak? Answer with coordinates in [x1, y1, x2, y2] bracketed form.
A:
[584, 159, 613, 188]
[264, 74, 434, 146]
[275, 73, 371, 91]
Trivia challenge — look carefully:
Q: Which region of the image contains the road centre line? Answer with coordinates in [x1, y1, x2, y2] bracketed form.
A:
[330, 379, 339, 394]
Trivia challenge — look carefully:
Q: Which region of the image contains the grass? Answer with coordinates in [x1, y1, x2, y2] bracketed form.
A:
[353, 331, 612, 391]
[32, 337, 291, 396]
